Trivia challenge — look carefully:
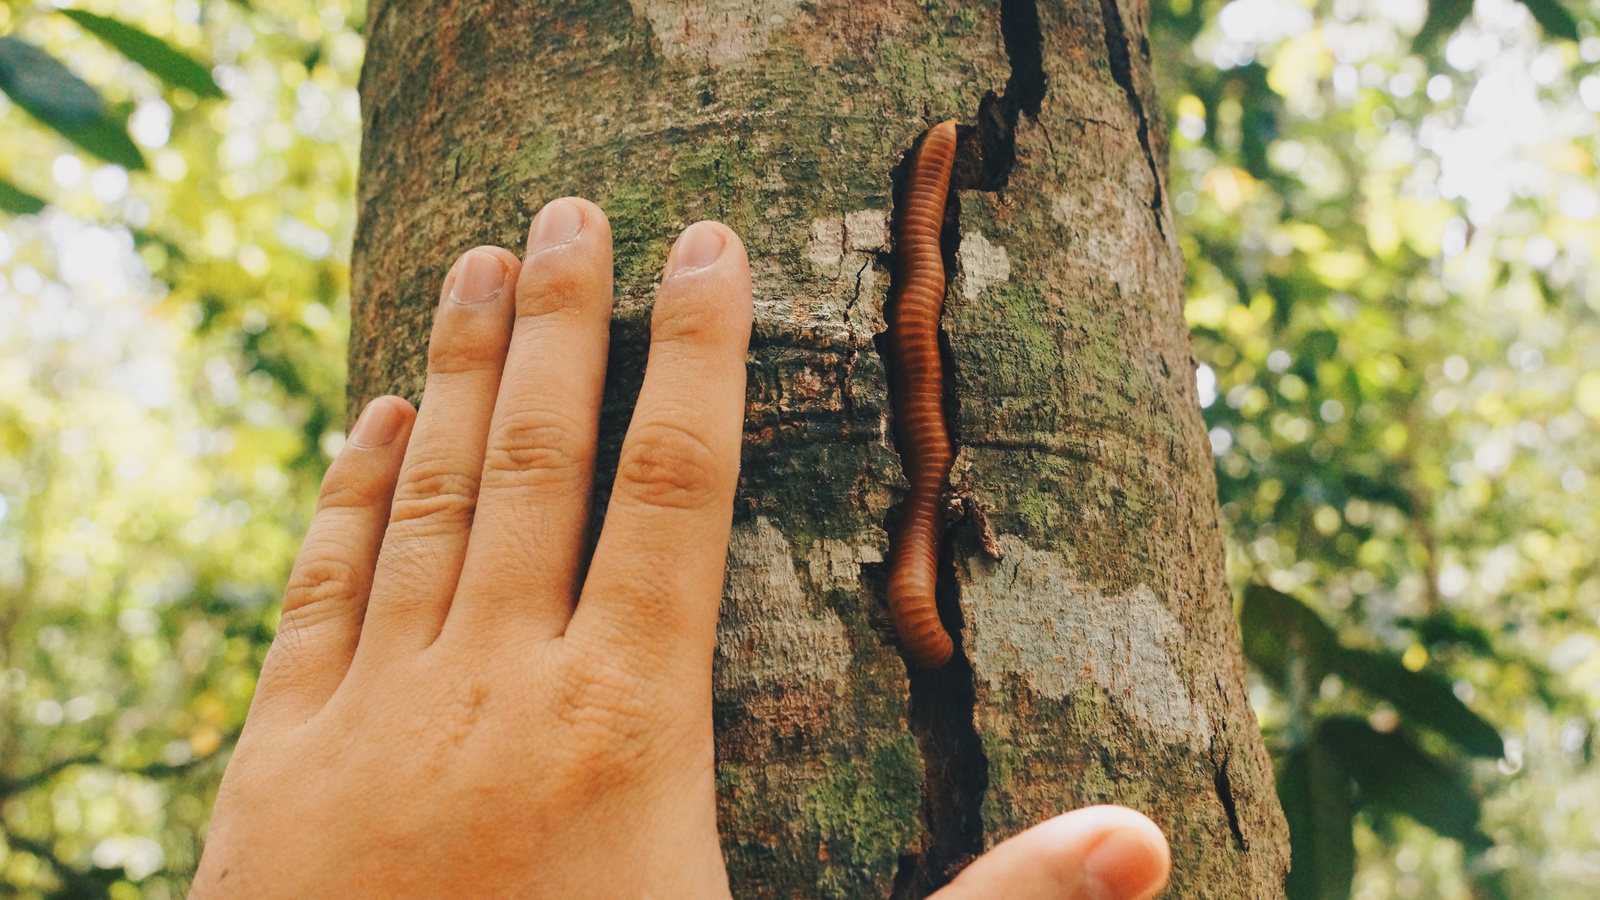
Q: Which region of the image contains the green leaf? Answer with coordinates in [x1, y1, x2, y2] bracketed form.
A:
[0, 178, 47, 215]
[1471, 868, 1517, 900]
[1337, 470, 1414, 515]
[1398, 610, 1496, 656]
[1239, 586, 1503, 757]
[1226, 63, 1278, 180]
[1334, 647, 1503, 757]
[1515, 0, 1580, 41]
[132, 229, 185, 259]
[0, 35, 106, 126]
[1278, 739, 1356, 900]
[1240, 584, 1341, 689]
[58, 9, 223, 99]
[56, 105, 147, 170]
[1413, 0, 1577, 49]
[1412, 0, 1473, 52]
[0, 37, 145, 168]
[1320, 716, 1492, 849]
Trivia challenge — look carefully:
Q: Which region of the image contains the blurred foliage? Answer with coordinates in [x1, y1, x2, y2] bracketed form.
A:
[0, 0, 1598, 897]
[1152, 0, 1600, 897]
[0, 0, 358, 895]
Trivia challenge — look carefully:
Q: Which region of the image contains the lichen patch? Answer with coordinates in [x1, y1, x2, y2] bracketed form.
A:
[806, 536, 886, 591]
[808, 215, 845, 270]
[717, 517, 852, 696]
[629, 0, 805, 66]
[1050, 186, 1158, 299]
[963, 536, 1213, 747]
[844, 209, 890, 252]
[956, 230, 1012, 301]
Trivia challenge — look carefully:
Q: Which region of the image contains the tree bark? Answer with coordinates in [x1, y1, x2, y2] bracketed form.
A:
[349, 1, 1290, 897]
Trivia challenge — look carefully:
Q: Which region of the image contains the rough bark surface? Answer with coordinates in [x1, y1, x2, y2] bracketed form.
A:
[350, 1, 1290, 897]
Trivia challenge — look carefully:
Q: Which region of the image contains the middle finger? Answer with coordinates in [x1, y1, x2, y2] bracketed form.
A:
[444, 198, 615, 644]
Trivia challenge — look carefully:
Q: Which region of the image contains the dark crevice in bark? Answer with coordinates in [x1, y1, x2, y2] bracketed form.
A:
[962, 0, 1044, 193]
[878, 3, 1056, 892]
[999, 0, 1046, 119]
[876, 127, 988, 900]
[1097, 0, 1167, 238]
[1098, 746, 1128, 783]
[1214, 754, 1248, 852]
[889, 585, 988, 898]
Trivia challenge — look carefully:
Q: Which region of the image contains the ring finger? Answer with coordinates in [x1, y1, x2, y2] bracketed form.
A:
[355, 244, 520, 662]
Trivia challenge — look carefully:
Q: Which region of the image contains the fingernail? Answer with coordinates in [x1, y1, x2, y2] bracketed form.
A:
[668, 221, 726, 275]
[450, 249, 509, 304]
[1083, 828, 1168, 900]
[530, 198, 584, 252]
[349, 398, 404, 448]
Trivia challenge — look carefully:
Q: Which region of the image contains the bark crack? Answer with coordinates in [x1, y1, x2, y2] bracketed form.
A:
[842, 254, 873, 422]
[964, 0, 1045, 193]
[889, 617, 989, 899]
[1213, 750, 1249, 852]
[1097, 0, 1167, 238]
[999, 0, 1046, 119]
[878, 125, 989, 898]
[880, 2, 1050, 893]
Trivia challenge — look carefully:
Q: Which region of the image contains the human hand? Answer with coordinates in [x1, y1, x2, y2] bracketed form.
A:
[189, 197, 1171, 899]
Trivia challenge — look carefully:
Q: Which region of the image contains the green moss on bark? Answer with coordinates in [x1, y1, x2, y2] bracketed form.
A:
[803, 736, 923, 898]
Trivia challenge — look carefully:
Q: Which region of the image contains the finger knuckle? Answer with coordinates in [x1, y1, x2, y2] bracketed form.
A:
[265, 609, 334, 685]
[552, 659, 660, 770]
[517, 263, 599, 320]
[426, 345, 503, 379]
[255, 640, 309, 696]
[481, 408, 588, 490]
[651, 295, 726, 346]
[315, 462, 383, 513]
[427, 310, 510, 377]
[282, 552, 363, 619]
[614, 419, 725, 511]
[388, 463, 479, 533]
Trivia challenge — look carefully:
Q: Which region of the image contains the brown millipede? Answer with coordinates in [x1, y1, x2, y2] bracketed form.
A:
[886, 119, 958, 669]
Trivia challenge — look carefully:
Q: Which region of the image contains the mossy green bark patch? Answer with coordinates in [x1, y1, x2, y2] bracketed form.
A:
[601, 181, 671, 285]
[510, 130, 560, 182]
[803, 735, 923, 898]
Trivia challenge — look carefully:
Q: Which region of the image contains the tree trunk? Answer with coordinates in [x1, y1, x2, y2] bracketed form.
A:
[349, 1, 1290, 897]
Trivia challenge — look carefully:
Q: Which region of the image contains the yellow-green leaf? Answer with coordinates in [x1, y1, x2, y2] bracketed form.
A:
[58, 9, 224, 99]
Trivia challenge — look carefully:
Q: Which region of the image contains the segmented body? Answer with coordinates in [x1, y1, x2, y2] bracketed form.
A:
[886, 119, 958, 669]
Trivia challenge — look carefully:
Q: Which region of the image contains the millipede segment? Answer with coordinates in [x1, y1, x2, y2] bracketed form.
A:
[886, 119, 959, 669]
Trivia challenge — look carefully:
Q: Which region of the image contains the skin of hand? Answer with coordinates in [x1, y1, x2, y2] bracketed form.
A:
[188, 198, 1173, 900]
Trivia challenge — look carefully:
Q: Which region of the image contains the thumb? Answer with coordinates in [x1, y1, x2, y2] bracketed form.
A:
[929, 805, 1171, 900]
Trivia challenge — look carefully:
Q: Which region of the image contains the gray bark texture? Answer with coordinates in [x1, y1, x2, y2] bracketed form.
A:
[349, 0, 1291, 896]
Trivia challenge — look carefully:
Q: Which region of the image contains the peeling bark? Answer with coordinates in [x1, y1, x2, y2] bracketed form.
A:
[351, 1, 1289, 896]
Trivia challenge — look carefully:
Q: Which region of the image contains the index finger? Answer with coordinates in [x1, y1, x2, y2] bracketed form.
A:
[567, 221, 751, 669]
